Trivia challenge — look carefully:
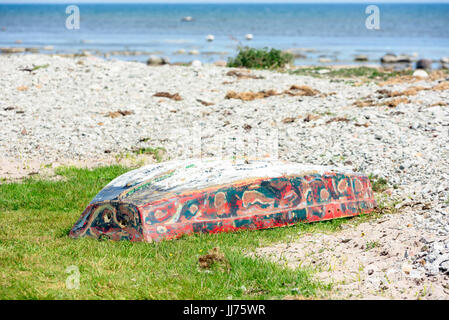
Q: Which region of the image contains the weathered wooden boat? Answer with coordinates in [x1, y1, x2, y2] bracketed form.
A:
[69, 159, 376, 242]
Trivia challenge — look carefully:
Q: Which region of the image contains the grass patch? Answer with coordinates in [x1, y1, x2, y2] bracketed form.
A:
[291, 66, 414, 80]
[368, 174, 389, 193]
[0, 166, 344, 299]
[132, 146, 166, 163]
[364, 241, 380, 251]
[227, 46, 293, 70]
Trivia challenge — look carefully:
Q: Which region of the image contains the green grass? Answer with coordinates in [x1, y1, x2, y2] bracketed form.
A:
[227, 46, 293, 70]
[31, 64, 50, 72]
[0, 166, 356, 300]
[368, 174, 389, 193]
[132, 146, 166, 163]
[0, 166, 392, 299]
[364, 241, 380, 251]
[291, 66, 414, 80]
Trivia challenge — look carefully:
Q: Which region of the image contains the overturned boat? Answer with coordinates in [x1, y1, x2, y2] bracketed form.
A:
[69, 159, 376, 242]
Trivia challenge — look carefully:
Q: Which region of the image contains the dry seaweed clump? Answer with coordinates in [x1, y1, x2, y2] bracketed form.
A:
[284, 85, 320, 96]
[326, 117, 350, 124]
[353, 99, 376, 108]
[384, 97, 410, 108]
[153, 92, 183, 101]
[433, 81, 449, 91]
[377, 86, 428, 98]
[196, 99, 214, 106]
[429, 101, 448, 107]
[106, 110, 134, 118]
[198, 247, 231, 272]
[225, 84, 322, 101]
[225, 90, 279, 101]
[226, 69, 264, 79]
[378, 70, 449, 86]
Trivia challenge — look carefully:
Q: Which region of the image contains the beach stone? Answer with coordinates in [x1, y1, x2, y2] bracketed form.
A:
[245, 34, 253, 40]
[206, 34, 214, 42]
[396, 54, 413, 63]
[440, 57, 449, 64]
[354, 54, 368, 62]
[174, 49, 186, 55]
[284, 48, 306, 59]
[416, 59, 432, 70]
[181, 16, 193, 22]
[189, 50, 200, 55]
[191, 60, 202, 68]
[413, 69, 428, 78]
[146, 55, 169, 66]
[381, 53, 397, 63]
[214, 60, 227, 67]
[1, 47, 25, 54]
[319, 58, 332, 63]
[440, 260, 449, 273]
[442, 63, 449, 70]
[25, 47, 39, 53]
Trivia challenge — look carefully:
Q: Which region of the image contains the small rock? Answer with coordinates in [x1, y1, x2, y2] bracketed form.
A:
[440, 57, 449, 64]
[381, 53, 397, 63]
[191, 60, 202, 68]
[440, 260, 449, 273]
[174, 49, 186, 55]
[413, 69, 428, 78]
[354, 54, 368, 62]
[181, 16, 193, 22]
[206, 34, 214, 42]
[416, 59, 432, 70]
[1, 47, 25, 54]
[283, 48, 307, 59]
[396, 54, 413, 63]
[25, 47, 39, 53]
[214, 60, 227, 67]
[189, 50, 200, 55]
[147, 55, 169, 66]
[245, 34, 253, 40]
[402, 263, 413, 274]
[319, 58, 332, 63]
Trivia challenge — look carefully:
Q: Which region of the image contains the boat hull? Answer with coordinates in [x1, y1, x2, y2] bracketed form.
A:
[69, 159, 376, 242]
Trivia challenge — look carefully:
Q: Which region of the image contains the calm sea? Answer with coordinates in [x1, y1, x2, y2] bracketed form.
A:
[0, 3, 448, 65]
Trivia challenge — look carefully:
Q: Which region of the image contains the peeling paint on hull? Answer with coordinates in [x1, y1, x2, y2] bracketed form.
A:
[69, 159, 376, 242]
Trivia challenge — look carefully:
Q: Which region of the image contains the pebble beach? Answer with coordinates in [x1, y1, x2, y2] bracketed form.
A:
[1, 52, 449, 299]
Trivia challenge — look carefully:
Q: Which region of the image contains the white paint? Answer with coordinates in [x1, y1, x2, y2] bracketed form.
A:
[106, 158, 357, 193]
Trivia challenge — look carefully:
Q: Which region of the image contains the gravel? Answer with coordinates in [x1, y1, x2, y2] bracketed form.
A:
[1, 53, 448, 297]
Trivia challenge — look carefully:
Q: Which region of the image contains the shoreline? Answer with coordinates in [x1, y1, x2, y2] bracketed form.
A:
[1, 47, 448, 71]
